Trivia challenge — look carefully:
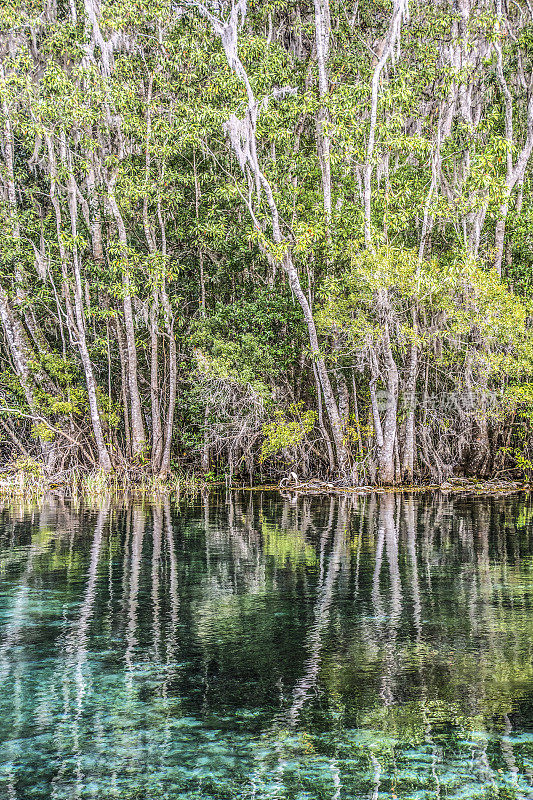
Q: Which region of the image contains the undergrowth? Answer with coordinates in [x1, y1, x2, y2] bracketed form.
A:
[0, 460, 207, 500]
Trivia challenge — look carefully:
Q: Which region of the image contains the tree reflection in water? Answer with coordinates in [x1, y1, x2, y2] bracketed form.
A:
[0, 491, 532, 799]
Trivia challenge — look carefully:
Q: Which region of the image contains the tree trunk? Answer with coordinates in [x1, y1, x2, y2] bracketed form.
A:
[116, 319, 132, 459]
[351, 370, 364, 461]
[333, 355, 349, 431]
[377, 313, 399, 485]
[201, 404, 210, 472]
[284, 253, 351, 480]
[0, 283, 57, 469]
[193, 152, 207, 316]
[401, 311, 418, 483]
[312, 361, 335, 474]
[64, 142, 112, 472]
[314, 0, 332, 227]
[150, 297, 163, 471]
[107, 172, 146, 457]
[159, 286, 177, 478]
[363, 0, 408, 247]
[196, 0, 351, 481]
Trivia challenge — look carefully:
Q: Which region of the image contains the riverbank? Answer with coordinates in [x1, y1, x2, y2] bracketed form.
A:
[272, 476, 528, 497]
[0, 462, 204, 500]
[0, 461, 527, 500]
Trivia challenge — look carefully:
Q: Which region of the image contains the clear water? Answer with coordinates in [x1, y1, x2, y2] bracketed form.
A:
[0, 491, 532, 800]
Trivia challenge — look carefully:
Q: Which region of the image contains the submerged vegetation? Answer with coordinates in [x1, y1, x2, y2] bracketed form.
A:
[2, 0, 533, 487]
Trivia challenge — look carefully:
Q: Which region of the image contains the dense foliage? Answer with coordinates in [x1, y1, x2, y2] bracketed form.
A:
[1, 0, 533, 484]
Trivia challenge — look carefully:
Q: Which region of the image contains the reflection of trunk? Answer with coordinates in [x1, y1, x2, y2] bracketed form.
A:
[151, 504, 162, 661]
[71, 506, 108, 645]
[0, 539, 44, 682]
[319, 496, 335, 584]
[57, 503, 109, 782]
[353, 495, 365, 597]
[289, 498, 346, 725]
[371, 499, 385, 621]
[163, 498, 179, 658]
[380, 494, 402, 706]
[501, 715, 520, 784]
[67, 503, 109, 704]
[125, 506, 145, 678]
[404, 496, 421, 638]
[385, 496, 402, 625]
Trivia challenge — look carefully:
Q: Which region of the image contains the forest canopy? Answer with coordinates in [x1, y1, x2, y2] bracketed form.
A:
[1, 0, 533, 485]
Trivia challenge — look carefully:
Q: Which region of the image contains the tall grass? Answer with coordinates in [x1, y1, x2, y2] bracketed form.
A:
[0, 457, 48, 499]
[0, 461, 207, 502]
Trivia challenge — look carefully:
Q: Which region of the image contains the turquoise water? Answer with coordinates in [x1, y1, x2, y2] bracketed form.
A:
[0, 492, 532, 799]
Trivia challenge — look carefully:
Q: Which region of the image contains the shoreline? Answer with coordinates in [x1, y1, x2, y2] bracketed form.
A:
[252, 478, 529, 497]
[0, 467, 528, 500]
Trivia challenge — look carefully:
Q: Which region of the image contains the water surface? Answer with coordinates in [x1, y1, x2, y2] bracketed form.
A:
[0, 491, 532, 799]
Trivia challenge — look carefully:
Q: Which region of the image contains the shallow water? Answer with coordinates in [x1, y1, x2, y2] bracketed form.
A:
[0, 491, 532, 799]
